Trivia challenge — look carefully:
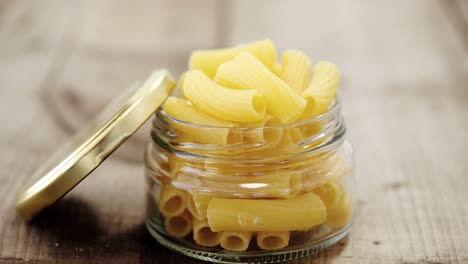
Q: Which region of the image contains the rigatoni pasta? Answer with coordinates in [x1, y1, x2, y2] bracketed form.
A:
[220, 231, 253, 251]
[165, 211, 192, 237]
[182, 70, 266, 122]
[189, 39, 277, 78]
[193, 219, 222, 247]
[159, 184, 188, 217]
[257, 231, 290, 250]
[215, 52, 307, 123]
[207, 193, 327, 232]
[280, 49, 311, 93]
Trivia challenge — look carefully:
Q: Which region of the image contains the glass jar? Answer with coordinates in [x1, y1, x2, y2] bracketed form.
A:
[144, 98, 354, 263]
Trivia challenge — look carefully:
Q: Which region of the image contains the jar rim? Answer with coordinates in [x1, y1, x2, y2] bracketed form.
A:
[156, 96, 341, 130]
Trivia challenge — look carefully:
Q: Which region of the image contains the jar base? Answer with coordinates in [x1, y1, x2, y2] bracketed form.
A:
[146, 217, 351, 264]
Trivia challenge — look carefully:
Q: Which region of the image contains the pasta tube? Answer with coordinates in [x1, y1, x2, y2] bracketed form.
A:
[187, 191, 220, 220]
[280, 49, 311, 93]
[165, 211, 192, 238]
[219, 231, 252, 251]
[326, 192, 352, 229]
[215, 52, 307, 123]
[192, 218, 222, 247]
[163, 97, 243, 145]
[182, 70, 266, 122]
[300, 62, 340, 119]
[207, 193, 326, 232]
[201, 172, 302, 199]
[312, 182, 344, 209]
[159, 184, 188, 217]
[257, 231, 290, 250]
[241, 115, 283, 143]
[189, 39, 277, 78]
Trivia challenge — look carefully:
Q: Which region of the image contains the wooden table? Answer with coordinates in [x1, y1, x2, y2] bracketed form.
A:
[1, 0, 467, 263]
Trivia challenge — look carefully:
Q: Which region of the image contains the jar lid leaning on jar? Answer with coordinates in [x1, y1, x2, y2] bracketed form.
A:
[16, 39, 354, 264]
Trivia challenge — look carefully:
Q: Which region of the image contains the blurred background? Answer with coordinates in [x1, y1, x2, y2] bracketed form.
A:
[0, 0, 467, 263]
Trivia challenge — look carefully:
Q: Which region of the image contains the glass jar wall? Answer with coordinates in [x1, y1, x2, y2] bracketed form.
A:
[144, 99, 354, 263]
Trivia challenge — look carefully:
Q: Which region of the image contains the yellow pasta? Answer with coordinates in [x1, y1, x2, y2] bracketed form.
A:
[163, 97, 243, 145]
[326, 192, 352, 229]
[257, 231, 290, 250]
[186, 191, 219, 220]
[182, 70, 266, 122]
[271, 63, 282, 76]
[220, 231, 252, 251]
[192, 218, 222, 247]
[241, 115, 283, 143]
[280, 49, 311, 93]
[201, 172, 302, 199]
[165, 211, 192, 237]
[189, 39, 277, 78]
[207, 192, 326, 232]
[312, 182, 344, 209]
[159, 184, 188, 217]
[215, 52, 307, 124]
[300, 62, 340, 119]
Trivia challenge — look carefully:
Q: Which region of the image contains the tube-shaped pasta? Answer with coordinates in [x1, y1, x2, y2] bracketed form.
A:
[163, 97, 243, 145]
[159, 184, 188, 217]
[187, 191, 219, 220]
[219, 231, 252, 251]
[215, 53, 307, 124]
[192, 218, 222, 247]
[241, 115, 283, 143]
[165, 211, 192, 237]
[257, 231, 290, 250]
[300, 62, 340, 119]
[207, 192, 326, 232]
[326, 192, 352, 229]
[312, 182, 344, 209]
[201, 172, 302, 199]
[189, 39, 277, 78]
[182, 70, 266, 122]
[280, 49, 311, 93]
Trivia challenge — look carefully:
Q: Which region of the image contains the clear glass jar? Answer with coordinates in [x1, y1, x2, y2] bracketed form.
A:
[144, 98, 354, 263]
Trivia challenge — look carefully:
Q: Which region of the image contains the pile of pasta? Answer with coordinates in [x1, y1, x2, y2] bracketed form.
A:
[156, 39, 351, 251]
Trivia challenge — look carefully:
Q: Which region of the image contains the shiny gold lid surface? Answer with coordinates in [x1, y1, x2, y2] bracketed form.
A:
[16, 70, 175, 221]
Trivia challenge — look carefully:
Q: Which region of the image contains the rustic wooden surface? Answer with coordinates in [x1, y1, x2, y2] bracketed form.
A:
[0, 0, 467, 263]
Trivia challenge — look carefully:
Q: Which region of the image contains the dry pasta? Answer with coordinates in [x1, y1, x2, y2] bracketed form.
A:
[207, 192, 327, 232]
[241, 115, 283, 143]
[182, 70, 266, 122]
[189, 39, 277, 78]
[187, 191, 221, 220]
[163, 97, 243, 145]
[257, 231, 290, 250]
[326, 192, 352, 229]
[159, 184, 188, 217]
[193, 218, 222, 247]
[215, 52, 307, 123]
[165, 211, 192, 237]
[300, 62, 340, 119]
[280, 49, 311, 93]
[219, 231, 252, 251]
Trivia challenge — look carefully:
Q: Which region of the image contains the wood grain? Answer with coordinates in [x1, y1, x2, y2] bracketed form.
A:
[0, 0, 467, 263]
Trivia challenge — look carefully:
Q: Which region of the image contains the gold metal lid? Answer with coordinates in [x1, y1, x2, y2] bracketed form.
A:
[16, 69, 176, 221]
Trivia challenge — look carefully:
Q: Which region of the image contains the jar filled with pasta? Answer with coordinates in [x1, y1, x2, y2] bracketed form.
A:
[144, 40, 355, 263]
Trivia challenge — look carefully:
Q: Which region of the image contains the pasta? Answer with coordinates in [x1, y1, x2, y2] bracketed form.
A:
[257, 231, 290, 250]
[165, 211, 192, 237]
[207, 192, 327, 232]
[186, 191, 220, 220]
[182, 70, 266, 122]
[193, 218, 222, 247]
[163, 97, 243, 145]
[200, 172, 302, 199]
[300, 62, 340, 119]
[280, 49, 311, 93]
[326, 192, 352, 229]
[219, 231, 253, 251]
[215, 52, 307, 123]
[312, 182, 344, 209]
[189, 39, 277, 78]
[159, 184, 188, 217]
[241, 115, 283, 143]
